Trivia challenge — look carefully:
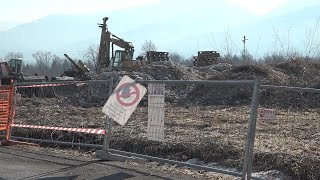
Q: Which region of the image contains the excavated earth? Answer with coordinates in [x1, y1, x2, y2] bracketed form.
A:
[13, 59, 320, 179]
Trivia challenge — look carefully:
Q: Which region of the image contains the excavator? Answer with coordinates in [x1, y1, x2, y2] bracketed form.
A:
[96, 17, 146, 73]
[0, 58, 47, 85]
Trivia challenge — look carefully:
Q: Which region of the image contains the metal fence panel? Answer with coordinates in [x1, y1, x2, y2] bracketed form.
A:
[10, 79, 260, 178]
[11, 80, 112, 148]
[255, 86, 320, 179]
[107, 80, 255, 177]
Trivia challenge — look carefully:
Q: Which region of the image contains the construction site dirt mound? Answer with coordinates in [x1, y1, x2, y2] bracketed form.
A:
[41, 60, 320, 108]
[272, 59, 320, 87]
[138, 61, 202, 80]
[184, 61, 320, 108]
[64, 82, 110, 108]
[192, 63, 232, 79]
[93, 61, 201, 81]
[65, 61, 202, 107]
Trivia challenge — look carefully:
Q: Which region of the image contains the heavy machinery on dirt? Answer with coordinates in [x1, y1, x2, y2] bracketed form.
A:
[0, 58, 47, 85]
[96, 17, 148, 73]
[51, 54, 91, 81]
[193, 51, 220, 66]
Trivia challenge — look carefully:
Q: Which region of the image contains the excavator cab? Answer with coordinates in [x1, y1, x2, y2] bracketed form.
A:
[8, 58, 22, 75]
[0, 58, 22, 85]
[113, 50, 134, 69]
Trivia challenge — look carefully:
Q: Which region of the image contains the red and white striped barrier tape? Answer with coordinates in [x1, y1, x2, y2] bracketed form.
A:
[17, 84, 67, 88]
[10, 124, 106, 134]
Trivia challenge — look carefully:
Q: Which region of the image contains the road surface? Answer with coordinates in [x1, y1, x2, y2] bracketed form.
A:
[0, 145, 215, 180]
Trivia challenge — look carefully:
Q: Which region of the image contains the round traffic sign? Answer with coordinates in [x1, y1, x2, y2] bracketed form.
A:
[116, 83, 140, 106]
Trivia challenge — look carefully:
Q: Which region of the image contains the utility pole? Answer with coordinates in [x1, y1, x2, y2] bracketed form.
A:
[242, 35, 248, 60]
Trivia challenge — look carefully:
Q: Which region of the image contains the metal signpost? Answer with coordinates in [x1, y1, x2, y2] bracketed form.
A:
[97, 75, 147, 160]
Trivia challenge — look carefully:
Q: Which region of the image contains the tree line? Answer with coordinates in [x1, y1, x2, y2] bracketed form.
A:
[1, 17, 320, 78]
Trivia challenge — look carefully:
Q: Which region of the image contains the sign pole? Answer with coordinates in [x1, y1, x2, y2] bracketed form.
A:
[97, 75, 147, 161]
[103, 76, 114, 151]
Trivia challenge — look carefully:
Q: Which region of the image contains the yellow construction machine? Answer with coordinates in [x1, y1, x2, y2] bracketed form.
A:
[96, 17, 146, 73]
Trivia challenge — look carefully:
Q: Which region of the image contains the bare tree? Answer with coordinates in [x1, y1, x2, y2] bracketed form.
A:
[240, 49, 253, 65]
[304, 17, 320, 59]
[83, 44, 99, 71]
[141, 40, 157, 56]
[272, 27, 299, 60]
[22, 63, 37, 76]
[50, 55, 65, 77]
[182, 56, 194, 66]
[209, 28, 238, 61]
[4, 52, 23, 60]
[32, 51, 55, 75]
[170, 52, 184, 64]
[221, 28, 234, 59]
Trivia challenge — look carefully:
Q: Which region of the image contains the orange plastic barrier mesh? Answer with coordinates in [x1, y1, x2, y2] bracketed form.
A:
[0, 85, 14, 140]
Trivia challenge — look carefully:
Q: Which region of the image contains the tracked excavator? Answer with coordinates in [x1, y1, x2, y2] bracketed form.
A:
[96, 17, 146, 73]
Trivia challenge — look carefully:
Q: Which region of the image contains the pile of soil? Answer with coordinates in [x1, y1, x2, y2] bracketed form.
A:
[17, 59, 320, 109]
[185, 60, 320, 108]
[138, 61, 202, 80]
[63, 61, 202, 107]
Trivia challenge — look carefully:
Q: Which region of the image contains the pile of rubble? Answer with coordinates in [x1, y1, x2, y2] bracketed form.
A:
[64, 82, 110, 108]
[185, 59, 320, 108]
[62, 61, 202, 107]
[138, 61, 202, 80]
[93, 61, 201, 81]
[49, 59, 320, 108]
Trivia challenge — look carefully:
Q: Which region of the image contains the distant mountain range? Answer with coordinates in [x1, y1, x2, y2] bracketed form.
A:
[0, 3, 319, 62]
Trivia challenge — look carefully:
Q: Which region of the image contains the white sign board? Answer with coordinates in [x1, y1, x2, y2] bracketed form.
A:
[259, 108, 276, 120]
[102, 75, 147, 126]
[147, 84, 165, 141]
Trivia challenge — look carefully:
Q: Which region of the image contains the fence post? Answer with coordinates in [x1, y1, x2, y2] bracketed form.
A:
[7, 81, 16, 141]
[103, 76, 114, 151]
[242, 77, 261, 180]
[4, 82, 15, 141]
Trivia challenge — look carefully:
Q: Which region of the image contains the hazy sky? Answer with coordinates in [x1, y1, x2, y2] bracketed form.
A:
[1, 0, 320, 29]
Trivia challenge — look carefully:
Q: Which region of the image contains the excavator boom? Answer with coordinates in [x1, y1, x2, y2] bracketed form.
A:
[97, 17, 111, 73]
[96, 17, 140, 73]
[110, 34, 134, 52]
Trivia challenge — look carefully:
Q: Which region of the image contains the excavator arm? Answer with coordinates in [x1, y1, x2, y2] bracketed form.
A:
[110, 34, 134, 52]
[97, 17, 111, 73]
[96, 17, 136, 73]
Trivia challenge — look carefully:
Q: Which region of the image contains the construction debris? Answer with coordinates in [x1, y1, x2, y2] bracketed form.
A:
[27, 59, 320, 109]
[146, 51, 169, 62]
[193, 51, 220, 66]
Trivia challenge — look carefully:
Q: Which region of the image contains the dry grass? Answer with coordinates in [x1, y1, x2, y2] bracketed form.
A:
[14, 98, 320, 179]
